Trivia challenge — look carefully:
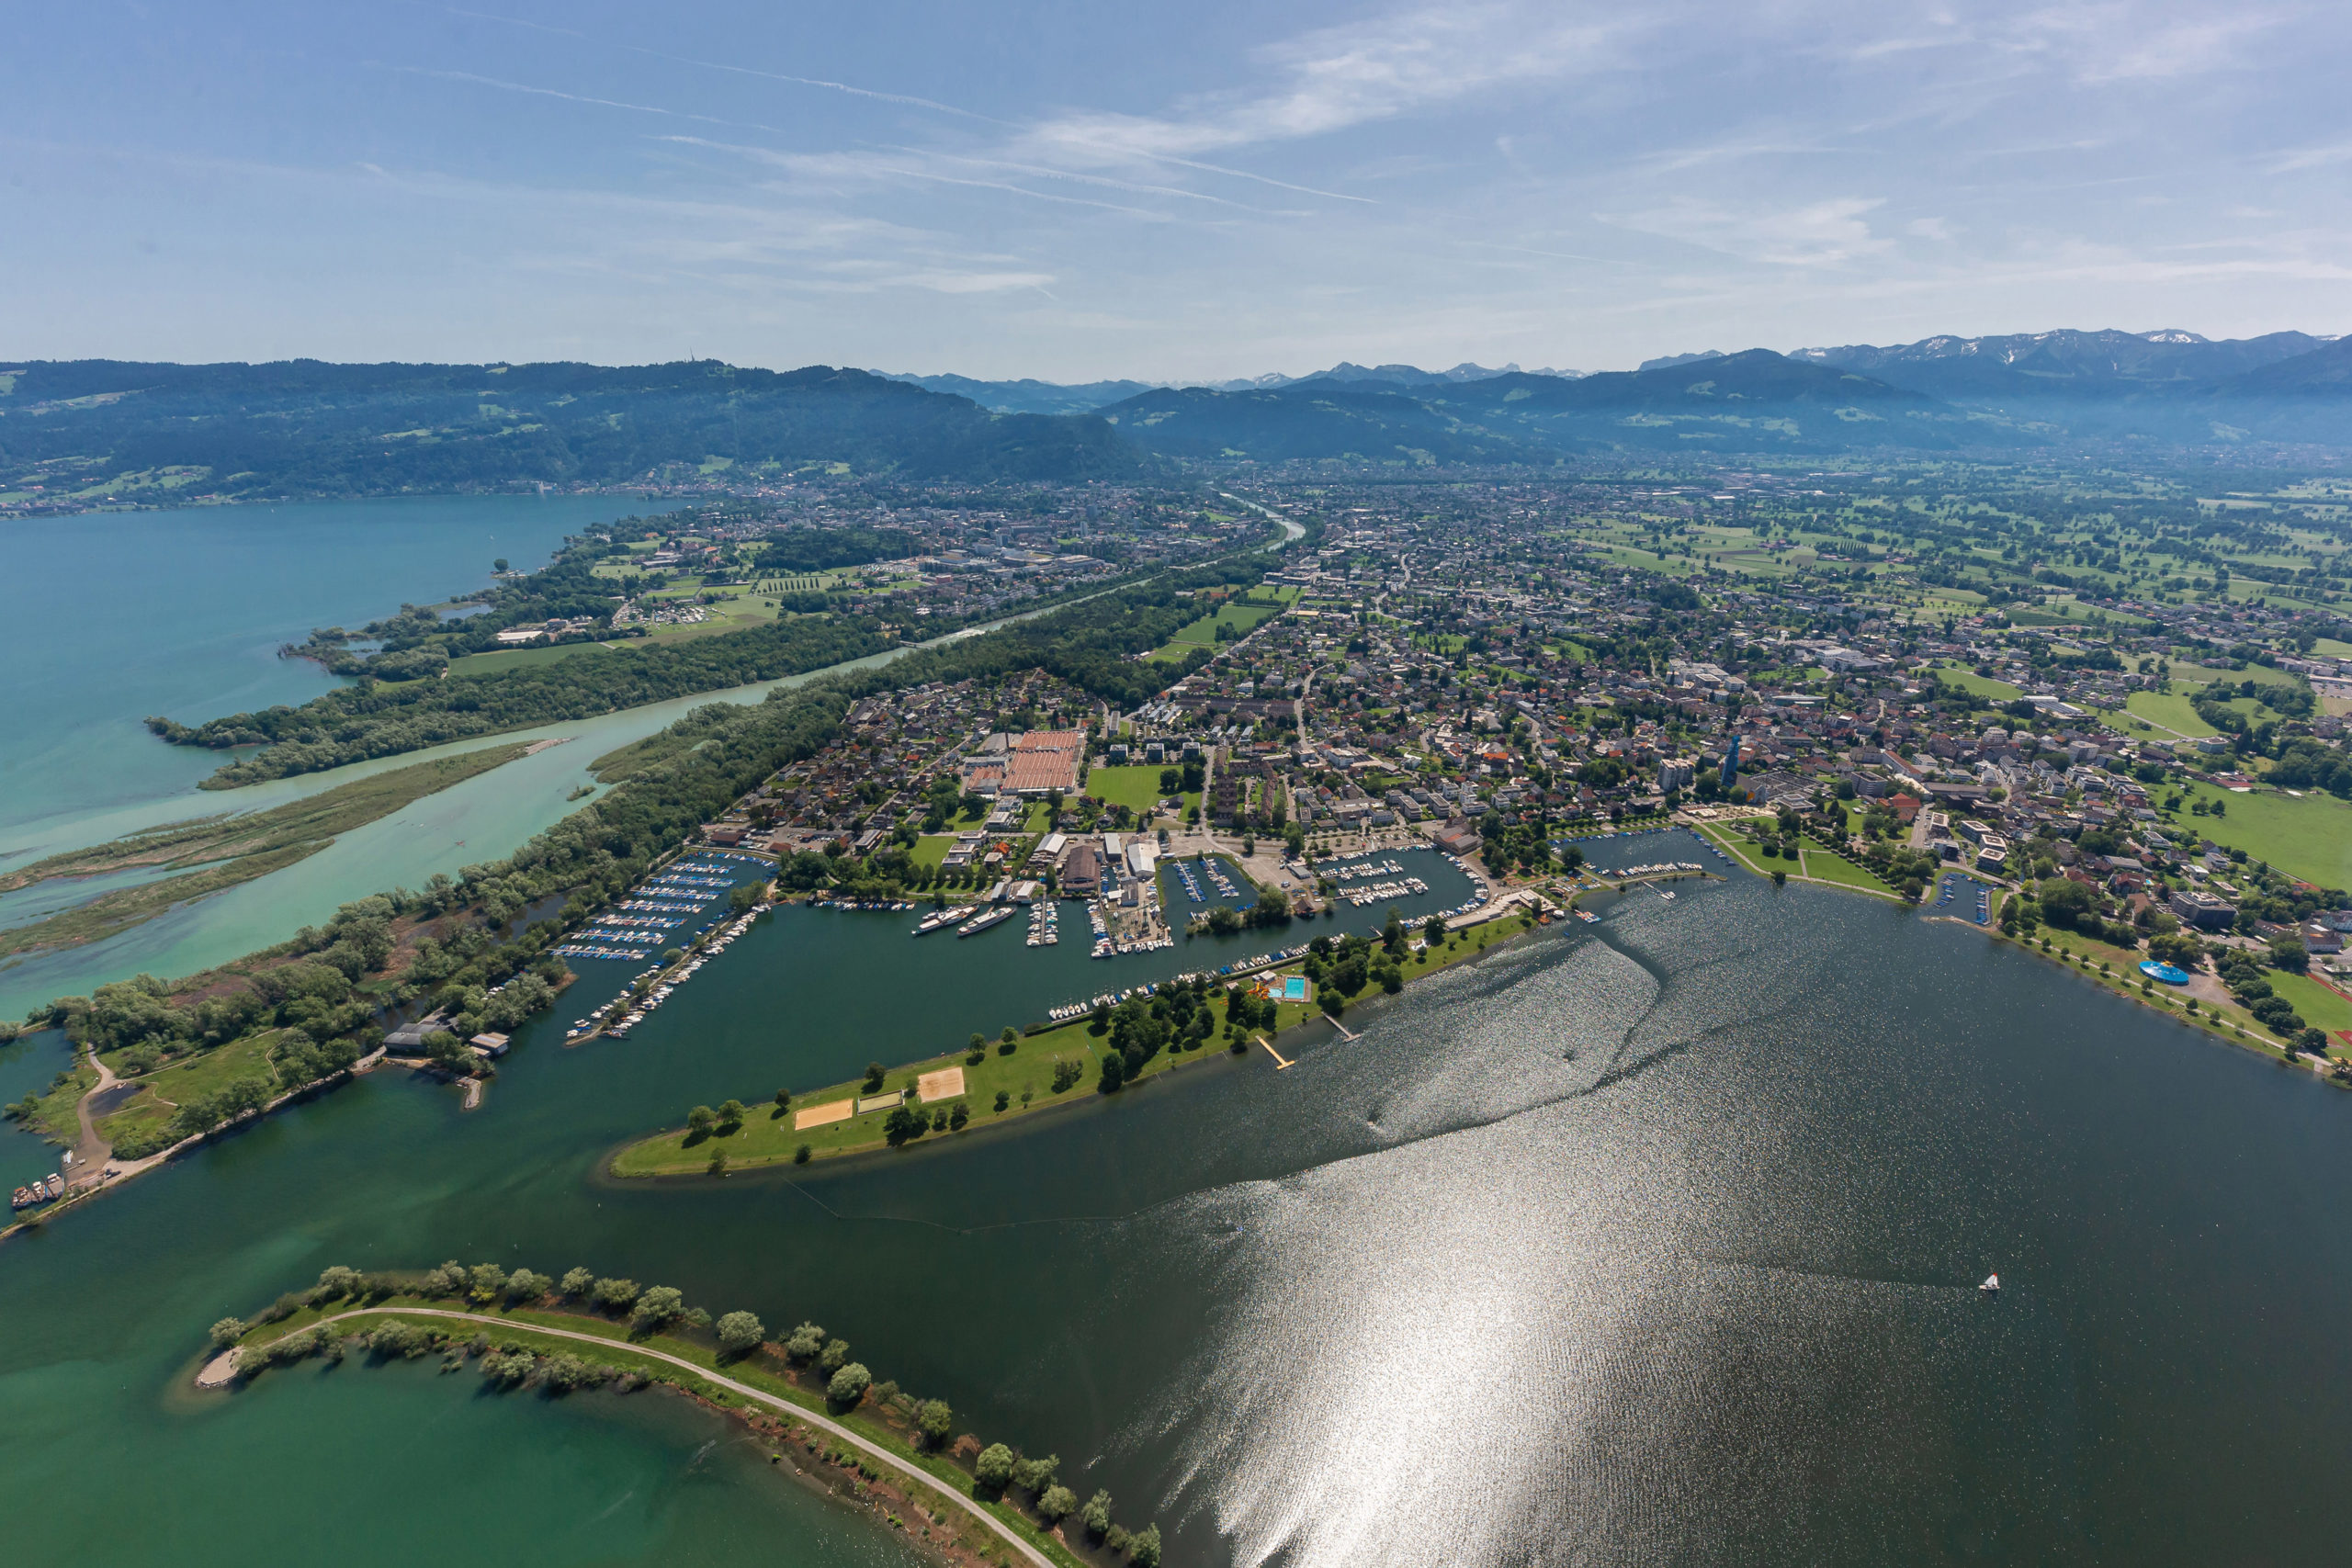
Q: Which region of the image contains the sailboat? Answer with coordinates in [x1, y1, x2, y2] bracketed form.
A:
[1980, 1273, 2000, 1294]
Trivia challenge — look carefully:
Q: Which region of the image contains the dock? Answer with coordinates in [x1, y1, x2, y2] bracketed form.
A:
[1259, 1035, 1294, 1069]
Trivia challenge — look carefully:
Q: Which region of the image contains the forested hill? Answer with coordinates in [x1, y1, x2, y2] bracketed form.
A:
[0, 359, 1140, 498]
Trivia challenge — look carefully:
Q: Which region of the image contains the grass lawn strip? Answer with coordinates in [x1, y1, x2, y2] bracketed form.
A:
[1799, 846, 1904, 897]
[237, 1303, 1076, 1568]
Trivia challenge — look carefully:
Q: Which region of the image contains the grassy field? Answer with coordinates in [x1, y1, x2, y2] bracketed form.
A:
[1800, 847, 1901, 896]
[449, 639, 637, 674]
[2126, 689, 2221, 737]
[1930, 663, 2024, 703]
[1149, 597, 1283, 660]
[909, 834, 956, 869]
[93, 1029, 284, 1148]
[1083, 764, 1170, 814]
[1697, 821, 1770, 875]
[2268, 972, 2352, 1037]
[2163, 780, 2352, 890]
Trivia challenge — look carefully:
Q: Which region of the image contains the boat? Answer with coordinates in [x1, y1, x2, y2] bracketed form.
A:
[914, 906, 977, 936]
[1980, 1273, 2000, 1293]
[957, 907, 1016, 937]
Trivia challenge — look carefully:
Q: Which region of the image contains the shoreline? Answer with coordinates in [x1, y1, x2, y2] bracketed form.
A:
[1692, 809, 2351, 1085]
[607, 896, 1565, 1180]
[208, 1298, 1098, 1568]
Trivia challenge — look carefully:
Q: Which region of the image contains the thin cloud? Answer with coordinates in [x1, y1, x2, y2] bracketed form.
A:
[622, 45, 1017, 126]
[657, 135, 1182, 222]
[1015, 3, 1633, 166]
[437, 6, 585, 39]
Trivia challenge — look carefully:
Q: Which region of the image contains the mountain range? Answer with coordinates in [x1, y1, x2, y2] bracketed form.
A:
[6, 329, 2348, 499]
[0, 359, 1136, 499]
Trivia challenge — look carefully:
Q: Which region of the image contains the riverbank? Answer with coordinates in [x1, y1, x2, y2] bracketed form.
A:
[210, 1284, 1156, 1568]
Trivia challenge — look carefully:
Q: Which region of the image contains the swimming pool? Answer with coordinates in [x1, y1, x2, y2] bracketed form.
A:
[1263, 975, 1309, 1001]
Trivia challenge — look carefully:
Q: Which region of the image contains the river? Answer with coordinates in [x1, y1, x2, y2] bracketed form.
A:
[6, 826, 2352, 1564]
[0, 495, 1069, 1018]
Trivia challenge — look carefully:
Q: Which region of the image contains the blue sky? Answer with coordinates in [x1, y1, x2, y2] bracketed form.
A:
[6, 1, 2349, 378]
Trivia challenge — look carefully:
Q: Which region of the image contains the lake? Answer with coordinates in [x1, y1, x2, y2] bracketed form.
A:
[0, 495, 923, 1018]
[6, 853, 2352, 1565]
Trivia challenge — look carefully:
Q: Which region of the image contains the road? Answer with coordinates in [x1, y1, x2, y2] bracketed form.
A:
[279, 1307, 1057, 1568]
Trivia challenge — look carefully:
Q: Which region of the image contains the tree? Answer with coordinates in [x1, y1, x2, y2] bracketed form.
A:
[560, 1267, 594, 1297]
[686, 1104, 716, 1137]
[785, 1321, 826, 1361]
[918, 1398, 953, 1448]
[505, 1269, 551, 1303]
[1036, 1484, 1079, 1524]
[717, 1310, 765, 1358]
[593, 1276, 641, 1312]
[631, 1285, 685, 1333]
[1098, 1053, 1126, 1093]
[1001, 1025, 1018, 1051]
[1081, 1489, 1114, 1540]
[717, 1098, 745, 1131]
[827, 1361, 873, 1406]
[1130, 1524, 1163, 1567]
[974, 1441, 1016, 1492]
[1011, 1452, 1059, 1494]
[773, 1088, 791, 1116]
[209, 1316, 248, 1349]
[820, 1337, 851, 1372]
[315, 1264, 359, 1299]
